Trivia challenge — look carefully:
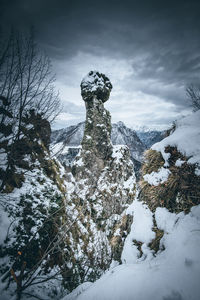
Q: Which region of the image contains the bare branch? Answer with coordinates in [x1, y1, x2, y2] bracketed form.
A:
[186, 84, 200, 112]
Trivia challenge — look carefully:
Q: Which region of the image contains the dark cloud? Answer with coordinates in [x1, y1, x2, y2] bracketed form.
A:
[1, 0, 200, 127]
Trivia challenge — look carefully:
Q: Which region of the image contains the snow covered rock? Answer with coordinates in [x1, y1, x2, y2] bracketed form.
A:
[152, 111, 200, 169]
[140, 111, 200, 212]
[81, 71, 112, 103]
[62, 203, 200, 300]
[71, 71, 135, 212]
[63, 72, 136, 287]
[80, 72, 113, 162]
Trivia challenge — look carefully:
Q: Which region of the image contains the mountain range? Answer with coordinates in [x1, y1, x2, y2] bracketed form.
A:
[51, 121, 165, 174]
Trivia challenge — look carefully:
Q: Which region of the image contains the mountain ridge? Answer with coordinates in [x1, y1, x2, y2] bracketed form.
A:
[51, 121, 165, 177]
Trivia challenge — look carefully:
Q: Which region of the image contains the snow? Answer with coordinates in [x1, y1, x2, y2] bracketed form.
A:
[63, 203, 200, 300]
[50, 142, 65, 156]
[62, 282, 93, 300]
[122, 199, 155, 264]
[123, 176, 134, 189]
[96, 124, 105, 127]
[112, 145, 127, 163]
[152, 111, 200, 169]
[195, 167, 200, 176]
[75, 157, 84, 167]
[175, 158, 185, 167]
[81, 71, 110, 94]
[0, 209, 10, 244]
[143, 167, 171, 186]
[51, 143, 81, 157]
[155, 207, 183, 233]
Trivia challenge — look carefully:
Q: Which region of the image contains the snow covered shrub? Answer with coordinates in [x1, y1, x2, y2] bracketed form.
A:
[140, 146, 200, 213]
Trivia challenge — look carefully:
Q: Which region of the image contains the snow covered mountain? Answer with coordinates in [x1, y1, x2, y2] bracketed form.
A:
[111, 121, 145, 162]
[51, 121, 164, 174]
[51, 121, 145, 161]
[51, 122, 85, 146]
[136, 129, 166, 148]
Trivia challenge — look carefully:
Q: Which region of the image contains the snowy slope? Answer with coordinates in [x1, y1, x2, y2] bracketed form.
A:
[62, 200, 200, 300]
[0, 157, 67, 300]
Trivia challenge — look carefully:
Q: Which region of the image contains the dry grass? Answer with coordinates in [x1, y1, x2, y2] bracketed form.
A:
[148, 216, 164, 254]
[142, 149, 165, 175]
[140, 147, 200, 213]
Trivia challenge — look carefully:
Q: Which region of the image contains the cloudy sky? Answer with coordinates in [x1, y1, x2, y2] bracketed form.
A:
[1, 0, 200, 130]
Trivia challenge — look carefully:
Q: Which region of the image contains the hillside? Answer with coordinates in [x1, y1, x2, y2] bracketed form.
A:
[62, 110, 200, 300]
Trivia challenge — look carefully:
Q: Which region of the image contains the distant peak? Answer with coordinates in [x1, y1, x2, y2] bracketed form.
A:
[116, 121, 125, 127]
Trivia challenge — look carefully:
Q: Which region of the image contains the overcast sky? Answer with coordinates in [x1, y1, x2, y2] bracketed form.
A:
[1, 0, 200, 130]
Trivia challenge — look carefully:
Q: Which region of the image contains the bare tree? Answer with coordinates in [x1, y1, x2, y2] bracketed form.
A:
[0, 29, 61, 140]
[186, 84, 200, 112]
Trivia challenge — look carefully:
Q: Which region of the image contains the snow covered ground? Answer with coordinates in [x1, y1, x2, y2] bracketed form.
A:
[62, 199, 200, 300]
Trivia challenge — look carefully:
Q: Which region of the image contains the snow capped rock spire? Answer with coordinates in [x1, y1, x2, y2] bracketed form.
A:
[63, 70, 136, 284]
[81, 71, 113, 162]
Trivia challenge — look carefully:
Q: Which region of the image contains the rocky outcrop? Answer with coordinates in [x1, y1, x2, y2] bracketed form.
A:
[140, 147, 200, 213]
[0, 109, 52, 193]
[64, 71, 136, 286]
[139, 111, 200, 213]
[71, 71, 135, 209]
[81, 71, 113, 160]
[72, 71, 113, 180]
[80, 70, 112, 103]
